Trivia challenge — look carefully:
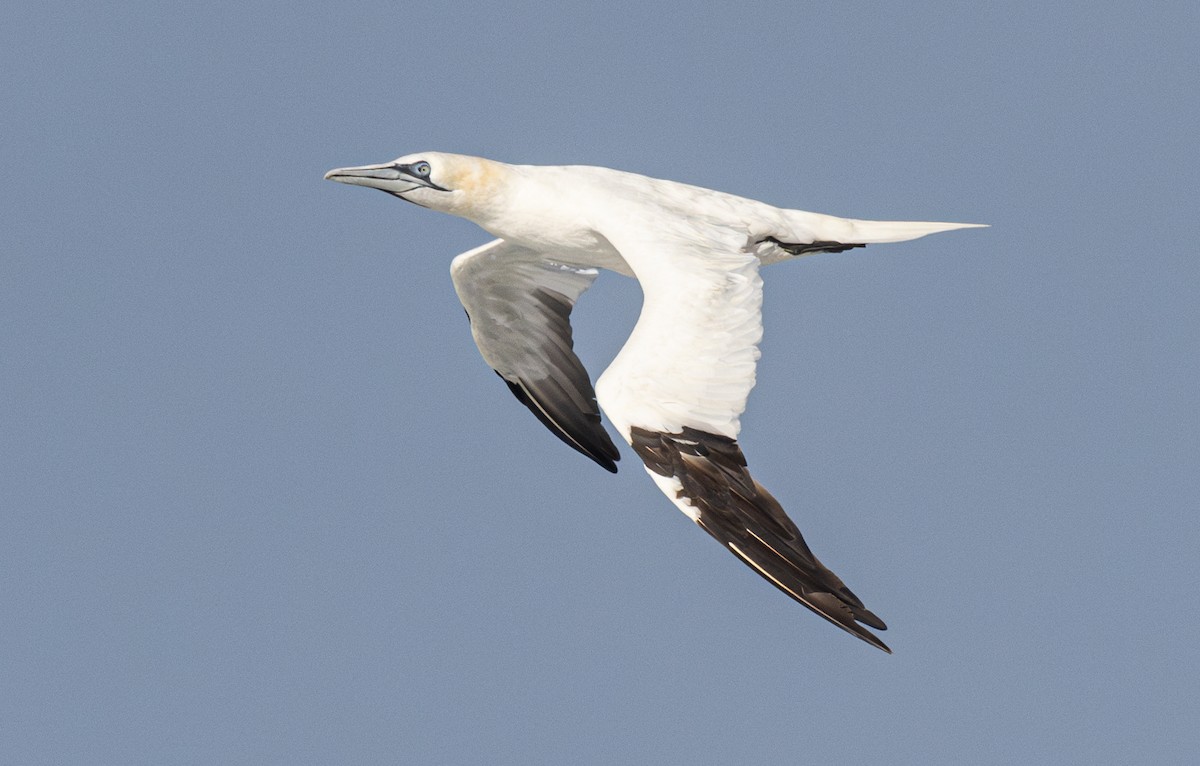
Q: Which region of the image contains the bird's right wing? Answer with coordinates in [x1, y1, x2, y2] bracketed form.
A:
[594, 222, 890, 652]
[450, 239, 621, 472]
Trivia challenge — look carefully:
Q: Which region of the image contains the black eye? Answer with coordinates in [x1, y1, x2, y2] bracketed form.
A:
[414, 161, 431, 177]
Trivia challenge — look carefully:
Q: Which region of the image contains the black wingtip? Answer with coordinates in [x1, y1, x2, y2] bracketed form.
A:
[630, 425, 891, 653]
[800, 592, 891, 653]
[854, 607, 888, 632]
[591, 453, 620, 473]
[861, 624, 892, 654]
[499, 374, 621, 472]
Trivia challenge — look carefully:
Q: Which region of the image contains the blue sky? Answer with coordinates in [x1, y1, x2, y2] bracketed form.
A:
[3, 2, 1198, 764]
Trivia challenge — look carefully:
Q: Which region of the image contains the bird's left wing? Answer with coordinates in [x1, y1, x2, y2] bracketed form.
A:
[450, 239, 621, 472]
[595, 222, 890, 652]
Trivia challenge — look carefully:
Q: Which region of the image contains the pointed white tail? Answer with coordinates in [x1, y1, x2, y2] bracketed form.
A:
[843, 218, 988, 244]
[784, 208, 987, 246]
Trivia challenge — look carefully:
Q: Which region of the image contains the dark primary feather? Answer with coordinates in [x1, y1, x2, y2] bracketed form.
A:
[498, 370, 618, 472]
[630, 426, 890, 653]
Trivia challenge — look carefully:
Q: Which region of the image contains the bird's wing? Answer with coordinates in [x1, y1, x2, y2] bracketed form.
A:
[595, 223, 890, 652]
[450, 239, 621, 472]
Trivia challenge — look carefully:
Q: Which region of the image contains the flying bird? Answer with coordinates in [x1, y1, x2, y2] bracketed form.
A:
[325, 152, 984, 652]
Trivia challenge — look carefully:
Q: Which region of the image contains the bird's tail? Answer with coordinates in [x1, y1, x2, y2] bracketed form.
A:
[775, 210, 986, 252]
[842, 218, 988, 244]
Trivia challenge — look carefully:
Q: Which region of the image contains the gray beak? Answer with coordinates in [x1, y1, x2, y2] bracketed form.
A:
[324, 162, 404, 188]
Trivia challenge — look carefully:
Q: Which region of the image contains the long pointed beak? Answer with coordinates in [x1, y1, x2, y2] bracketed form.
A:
[324, 162, 405, 188]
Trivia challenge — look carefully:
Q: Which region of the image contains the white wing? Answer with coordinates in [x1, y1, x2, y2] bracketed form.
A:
[595, 221, 890, 652]
[594, 222, 763, 440]
[451, 239, 620, 472]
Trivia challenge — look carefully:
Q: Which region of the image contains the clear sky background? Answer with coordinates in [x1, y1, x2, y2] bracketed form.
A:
[3, 2, 1197, 764]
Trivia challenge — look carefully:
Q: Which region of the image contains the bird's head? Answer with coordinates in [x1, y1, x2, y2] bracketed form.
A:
[324, 152, 509, 219]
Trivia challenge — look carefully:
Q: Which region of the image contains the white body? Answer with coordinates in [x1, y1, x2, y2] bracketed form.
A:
[450, 158, 976, 438]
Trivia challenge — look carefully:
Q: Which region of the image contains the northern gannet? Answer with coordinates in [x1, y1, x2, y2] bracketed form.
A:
[325, 152, 984, 653]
